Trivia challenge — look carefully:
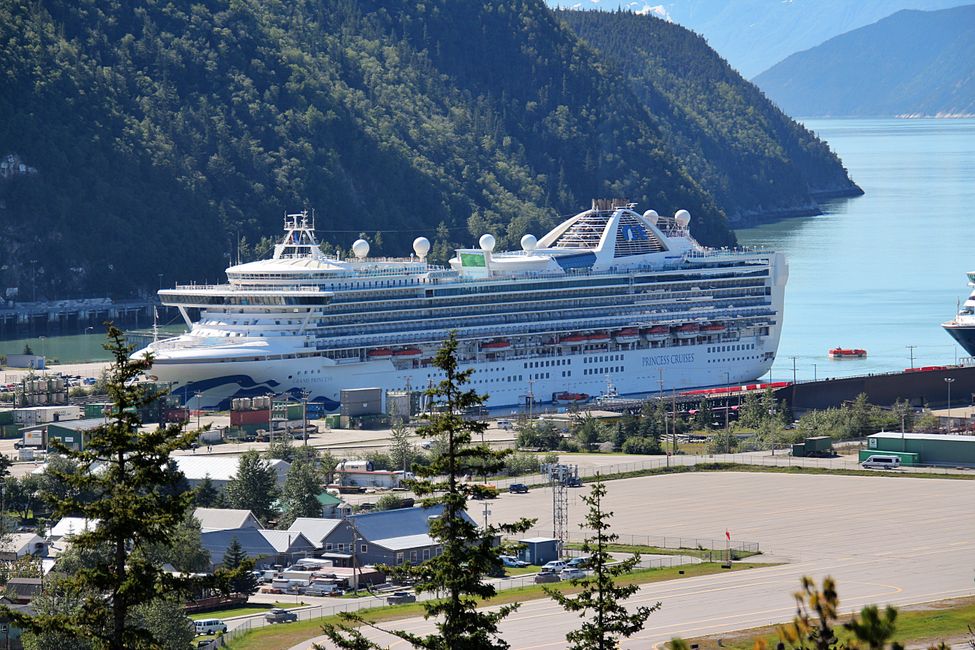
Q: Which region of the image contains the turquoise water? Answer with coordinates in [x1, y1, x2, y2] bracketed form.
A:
[737, 118, 975, 382]
[0, 325, 186, 364]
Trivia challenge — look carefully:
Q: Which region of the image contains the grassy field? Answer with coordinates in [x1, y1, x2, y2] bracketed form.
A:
[224, 562, 766, 650]
[678, 596, 975, 650]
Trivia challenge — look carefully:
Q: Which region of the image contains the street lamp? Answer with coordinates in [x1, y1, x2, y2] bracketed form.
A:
[944, 377, 955, 430]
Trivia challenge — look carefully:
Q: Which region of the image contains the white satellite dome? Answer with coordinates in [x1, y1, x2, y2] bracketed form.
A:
[643, 210, 659, 226]
[674, 210, 691, 228]
[412, 236, 431, 259]
[352, 238, 370, 259]
[479, 233, 496, 252]
[520, 234, 538, 252]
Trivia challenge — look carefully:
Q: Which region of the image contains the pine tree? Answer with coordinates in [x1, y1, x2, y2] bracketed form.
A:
[216, 537, 259, 597]
[320, 333, 534, 649]
[281, 459, 323, 524]
[193, 474, 224, 508]
[224, 450, 279, 524]
[4, 325, 199, 650]
[547, 476, 659, 650]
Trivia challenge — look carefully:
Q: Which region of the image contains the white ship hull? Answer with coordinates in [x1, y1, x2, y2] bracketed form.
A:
[151, 323, 782, 410]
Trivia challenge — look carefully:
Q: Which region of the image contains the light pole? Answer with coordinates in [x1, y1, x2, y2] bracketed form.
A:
[944, 377, 955, 430]
[789, 356, 797, 384]
[813, 363, 817, 382]
[906, 345, 916, 370]
[195, 391, 202, 430]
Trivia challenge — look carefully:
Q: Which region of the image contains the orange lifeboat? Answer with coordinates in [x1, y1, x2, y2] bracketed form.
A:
[367, 348, 393, 359]
[553, 391, 590, 404]
[828, 347, 867, 359]
[676, 323, 700, 339]
[614, 328, 640, 344]
[701, 323, 726, 334]
[560, 334, 589, 347]
[480, 339, 511, 351]
[393, 347, 423, 357]
[643, 325, 670, 341]
[588, 332, 610, 343]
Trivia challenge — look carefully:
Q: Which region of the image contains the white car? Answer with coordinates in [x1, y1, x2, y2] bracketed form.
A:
[194, 619, 227, 636]
[559, 568, 587, 580]
[541, 560, 567, 572]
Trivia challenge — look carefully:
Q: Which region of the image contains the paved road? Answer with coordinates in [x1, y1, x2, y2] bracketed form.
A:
[299, 471, 975, 649]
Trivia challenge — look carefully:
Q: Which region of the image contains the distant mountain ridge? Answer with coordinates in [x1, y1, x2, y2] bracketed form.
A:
[558, 9, 862, 225]
[753, 5, 975, 117]
[0, 0, 859, 298]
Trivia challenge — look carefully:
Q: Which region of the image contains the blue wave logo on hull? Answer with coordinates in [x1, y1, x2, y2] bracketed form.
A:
[177, 375, 340, 411]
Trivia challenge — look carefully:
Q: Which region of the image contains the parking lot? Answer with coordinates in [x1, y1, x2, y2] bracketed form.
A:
[301, 471, 975, 649]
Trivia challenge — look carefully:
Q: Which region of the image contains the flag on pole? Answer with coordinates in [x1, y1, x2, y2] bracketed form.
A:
[725, 530, 731, 541]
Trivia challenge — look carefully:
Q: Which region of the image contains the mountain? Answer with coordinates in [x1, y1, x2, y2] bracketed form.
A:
[557, 9, 861, 226]
[0, 0, 856, 299]
[753, 5, 975, 117]
[550, 1, 965, 78]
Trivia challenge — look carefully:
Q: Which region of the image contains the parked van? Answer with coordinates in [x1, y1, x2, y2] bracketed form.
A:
[861, 455, 901, 470]
[194, 619, 227, 636]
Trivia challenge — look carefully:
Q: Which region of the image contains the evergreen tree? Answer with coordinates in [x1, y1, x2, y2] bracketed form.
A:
[547, 476, 659, 649]
[131, 598, 195, 650]
[281, 459, 323, 525]
[4, 325, 199, 650]
[321, 333, 534, 649]
[225, 450, 279, 524]
[388, 418, 415, 473]
[193, 474, 225, 508]
[216, 537, 259, 598]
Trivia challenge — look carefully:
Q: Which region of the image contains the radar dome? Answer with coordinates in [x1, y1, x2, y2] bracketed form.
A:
[520, 234, 538, 252]
[479, 233, 496, 252]
[352, 238, 370, 259]
[674, 210, 691, 228]
[642, 210, 659, 226]
[412, 236, 431, 259]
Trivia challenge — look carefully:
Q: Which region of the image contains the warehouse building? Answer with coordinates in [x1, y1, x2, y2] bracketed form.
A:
[862, 432, 975, 467]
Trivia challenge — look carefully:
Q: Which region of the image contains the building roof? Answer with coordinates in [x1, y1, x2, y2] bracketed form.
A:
[316, 492, 343, 506]
[260, 530, 315, 553]
[288, 517, 343, 545]
[48, 417, 105, 432]
[194, 508, 263, 531]
[349, 505, 475, 544]
[201, 528, 276, 565]
[0, 533, 44, 556]
[173, 455, 290, 483]
[519, 537, 558, 544]
[870, 432, 975, 442]
[371, 533, 434, 551]
[50, 517, 98, 538]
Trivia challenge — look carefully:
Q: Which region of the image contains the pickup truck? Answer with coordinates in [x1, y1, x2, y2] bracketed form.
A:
[265, 608, 298, 624]
[387, 591, 417, 605]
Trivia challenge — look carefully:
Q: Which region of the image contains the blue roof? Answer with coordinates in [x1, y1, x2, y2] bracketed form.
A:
[349, 505, 475, 543]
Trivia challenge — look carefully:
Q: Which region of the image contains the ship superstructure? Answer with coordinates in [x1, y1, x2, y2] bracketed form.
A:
[943, 271, 975, 355]
[138, 201, 788, 409]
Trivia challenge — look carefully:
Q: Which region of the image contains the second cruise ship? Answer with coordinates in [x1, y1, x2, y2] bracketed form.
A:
[138, 200, 788, 409]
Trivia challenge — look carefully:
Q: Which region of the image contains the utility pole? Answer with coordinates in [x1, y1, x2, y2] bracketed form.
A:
[945, 377, 955, 429]
[301, 389, 309, 446]
[30, 259, 37, 303]
[789, 356, 797, 384]
[906, 345, 917, 370]
[195, 391, 202, 430]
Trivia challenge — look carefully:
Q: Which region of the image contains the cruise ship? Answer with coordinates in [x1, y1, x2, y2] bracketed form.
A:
[137, 201, 788, 410]
[943, 270, 975, 355]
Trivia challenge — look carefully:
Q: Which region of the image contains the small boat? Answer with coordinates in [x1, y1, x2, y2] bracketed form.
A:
[613, 328, 640, 344]
[675, 323, 700, 339]
[553, 391, 589, 404]
[588, 332, 611, 343]
[367, 347, 393, 359]
[560, 334, 589, 346]
[701, 323, 726, 334]
[480, 339, 511, 351]
[393, 347, 423, 357]
[643, 325, 670, 341]
[828, 347, 867, 359]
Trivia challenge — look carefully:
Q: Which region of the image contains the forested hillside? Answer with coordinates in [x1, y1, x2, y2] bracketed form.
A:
[754, 5, 975, 117]
[558, 10, 862, 224]
[0, 0, 856, 298]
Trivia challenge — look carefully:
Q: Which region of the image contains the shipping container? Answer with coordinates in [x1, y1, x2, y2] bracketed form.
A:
[230, 409, 271, 426]
[340, 388, 383, 417]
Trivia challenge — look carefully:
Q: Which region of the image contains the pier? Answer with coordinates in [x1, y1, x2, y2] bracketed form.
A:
[0, 298, 155, 338]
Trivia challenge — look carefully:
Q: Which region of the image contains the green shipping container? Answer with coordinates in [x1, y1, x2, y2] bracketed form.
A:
[85, 403, 112, 419]
[0, 410, 13, 426]
[325, 414, 341, 428]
